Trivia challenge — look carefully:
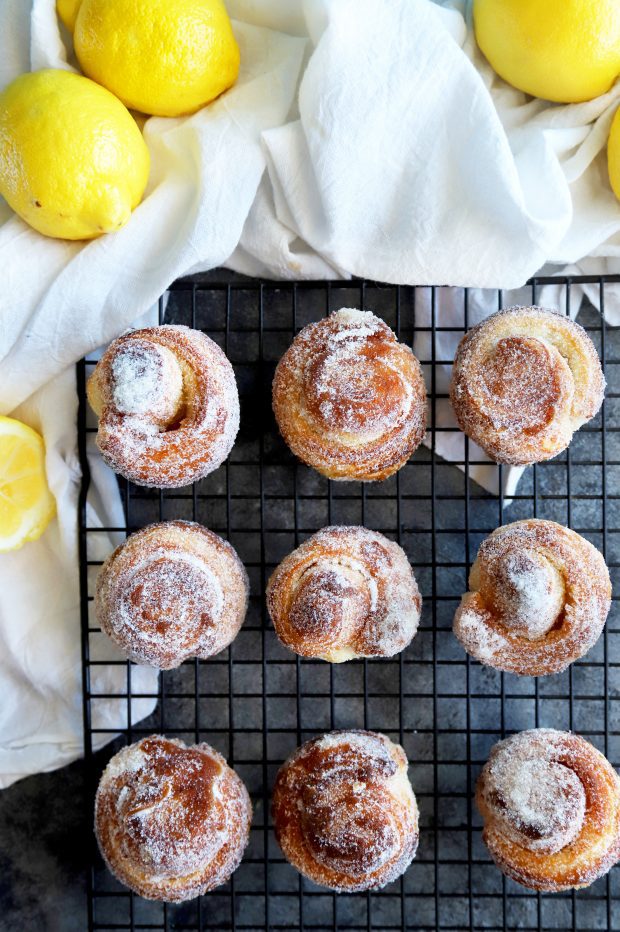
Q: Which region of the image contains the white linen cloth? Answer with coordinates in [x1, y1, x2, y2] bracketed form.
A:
[1, 0, 619, 786]
[0, 369, 157, 788]
[228, 0, 620, 296]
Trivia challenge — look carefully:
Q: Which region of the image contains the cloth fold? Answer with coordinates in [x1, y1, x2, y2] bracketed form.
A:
[1, 0, 620, 787]
[0, 9, 307, 411]
[228, 0, 620, 292]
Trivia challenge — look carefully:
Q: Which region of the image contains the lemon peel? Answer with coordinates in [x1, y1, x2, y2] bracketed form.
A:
[74, 0, 240, 117]
[474, 0, 620, 104]
[0, 69, 150, 240]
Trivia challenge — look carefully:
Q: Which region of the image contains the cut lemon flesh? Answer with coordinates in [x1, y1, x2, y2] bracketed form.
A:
[0, 417, 56, 552]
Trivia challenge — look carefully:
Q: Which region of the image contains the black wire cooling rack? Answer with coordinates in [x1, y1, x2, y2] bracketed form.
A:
[77, 273, 620, 932]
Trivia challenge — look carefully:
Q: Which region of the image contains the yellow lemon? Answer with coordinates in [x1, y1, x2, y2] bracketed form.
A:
[0, 69, 150, 241]
[608, 107, 620, 202]
[56, 0, 82, 32]
[73, 0, 240, 117]
[0, 417, 56, 553]
[474, 0, 620, 103]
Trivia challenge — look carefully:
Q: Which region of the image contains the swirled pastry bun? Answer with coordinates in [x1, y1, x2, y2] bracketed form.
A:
[95, 735, 252, 902]
[272, 730, 418, 892]
[477, 729, 620, 891]
[267, 526, 421, 662]
[453, 519, 611, 676]
[96, 521, 248, 669]
[272, 309, 427, 481]
[450, 306, 605, 465]
[87, 325, 239, 487]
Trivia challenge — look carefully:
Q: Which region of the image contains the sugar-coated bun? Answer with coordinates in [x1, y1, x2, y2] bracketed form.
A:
[273, 309, 427, 481]
[267, 526, 421, 662]
[477, 729, 620, 891]
[95, 735, 252, 902]
[453, 519, 611, 676]
[96, 521, 248, 669]
[450, 306, 605, 465]
[87, 325, 239, 487]
[272, 730, 419, 892]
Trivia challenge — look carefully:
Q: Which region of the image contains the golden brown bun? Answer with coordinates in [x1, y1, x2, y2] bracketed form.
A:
[453, 519, 611, 676]
[272, 309, 427, 481]
[95, 735, 252, 902]
[272, 730, 418, 892]
[477, 729, 620, 891]
[267, 526, 421, 662]
[87, 325, 239, 487]
[96, 521, 249, 669]
[450, 306, 605, 465]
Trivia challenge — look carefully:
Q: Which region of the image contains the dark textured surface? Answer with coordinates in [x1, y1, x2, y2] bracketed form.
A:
[0, 754, 91, 932]
[1, 280, 618, 932]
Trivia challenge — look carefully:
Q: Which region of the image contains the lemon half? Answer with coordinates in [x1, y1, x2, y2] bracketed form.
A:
[608, 107, 620, 202]
[0, 417, 56, 553]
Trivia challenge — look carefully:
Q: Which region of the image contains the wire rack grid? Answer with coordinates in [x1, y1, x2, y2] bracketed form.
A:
[77, 272, 620, 932]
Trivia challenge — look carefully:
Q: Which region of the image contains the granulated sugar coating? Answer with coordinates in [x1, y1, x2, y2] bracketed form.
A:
[110, 338, 183, 424]
[272, 730, 419, 892]
[477, 335, 571, 432]
[476, 729, 620, 892]
[480, 730, 586, 854]
[267, 526, 421, 662]
[453, 519, 611, 676]
[490, 548, 565, 640]
[95, 736, 252, 902]
[87, 326, 240, 488]
[450, 306, 605, 465]
[96, 521, 249, 669]
[272, 308, 427, 481]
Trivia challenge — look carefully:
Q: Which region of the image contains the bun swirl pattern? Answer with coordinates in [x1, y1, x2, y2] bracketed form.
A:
[87, 325, 239, 487]
[477, 729, 620, 891]
[267, 526, 421, 662]
[95, 736, 252, 902]
[272, 309, 427, 481]
[272, 730, 419, 892]
[450, 306, 605, 465]
[453, 519, 611, 676]
[96, 521, 249, 669]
